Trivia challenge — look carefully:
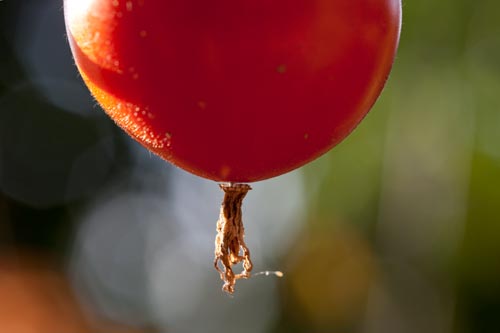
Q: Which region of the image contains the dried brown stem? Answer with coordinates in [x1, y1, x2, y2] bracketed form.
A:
[214, 183, 253, 294]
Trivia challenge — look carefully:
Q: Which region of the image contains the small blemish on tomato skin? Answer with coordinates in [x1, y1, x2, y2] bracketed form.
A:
[126, 1, 133, 11]
[304, 133, 309, 140]
[92, 31, 101, 42]
[162, 132, 173, 147]
[277, 64, 287, 74]
[197, 101, 207, 110]
[220, 165, 231, 179]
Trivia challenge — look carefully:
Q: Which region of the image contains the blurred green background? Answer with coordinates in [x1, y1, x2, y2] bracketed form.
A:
[1, 1, 500, 332]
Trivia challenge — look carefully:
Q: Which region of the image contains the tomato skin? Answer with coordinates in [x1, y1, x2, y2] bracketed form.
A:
[65, 0, 401, 183]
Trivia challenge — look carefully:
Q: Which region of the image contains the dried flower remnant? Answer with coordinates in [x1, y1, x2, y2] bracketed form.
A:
[214, 183, 253, 293]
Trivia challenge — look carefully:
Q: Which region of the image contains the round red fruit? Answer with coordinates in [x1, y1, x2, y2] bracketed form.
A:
[65, 0, 402, 182]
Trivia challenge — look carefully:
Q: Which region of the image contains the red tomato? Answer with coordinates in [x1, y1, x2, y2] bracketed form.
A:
[64, 0, 401, 183]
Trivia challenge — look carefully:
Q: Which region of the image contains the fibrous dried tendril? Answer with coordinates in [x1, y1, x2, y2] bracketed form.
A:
[214, 183, 253, 294]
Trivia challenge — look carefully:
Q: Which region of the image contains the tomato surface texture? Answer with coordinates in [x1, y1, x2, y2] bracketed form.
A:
[65, 0, 402, 182]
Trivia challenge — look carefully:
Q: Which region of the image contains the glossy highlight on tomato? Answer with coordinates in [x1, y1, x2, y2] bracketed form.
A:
[64, 0, 401, 183]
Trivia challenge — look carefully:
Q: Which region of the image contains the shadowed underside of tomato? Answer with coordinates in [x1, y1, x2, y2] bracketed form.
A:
[65, 0, 401, 183]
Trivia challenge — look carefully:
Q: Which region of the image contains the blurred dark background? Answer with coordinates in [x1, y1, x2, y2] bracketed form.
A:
[1, 0, 500, 332]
